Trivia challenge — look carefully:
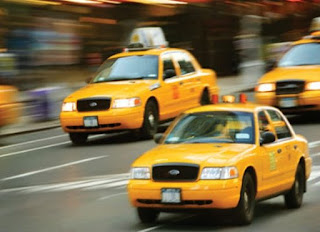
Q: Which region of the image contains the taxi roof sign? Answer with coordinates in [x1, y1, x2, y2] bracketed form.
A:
[129, 27, 168, 48]
[213, 94, 248, 104]
[310, 17, 320, 33]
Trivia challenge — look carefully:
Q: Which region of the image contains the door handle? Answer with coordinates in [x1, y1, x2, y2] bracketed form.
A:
[294, 145, 298, 150]
[277, 149, 282, 154]
[179, 82, 183, 85]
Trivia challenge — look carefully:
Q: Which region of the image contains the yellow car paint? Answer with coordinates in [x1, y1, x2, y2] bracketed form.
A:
[60, 48, 218, 137]
[255, 36, 320, 112]
[128, 103, 311, 213]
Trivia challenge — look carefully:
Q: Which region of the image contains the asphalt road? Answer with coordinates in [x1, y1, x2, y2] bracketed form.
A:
[1, 97, 320, 232]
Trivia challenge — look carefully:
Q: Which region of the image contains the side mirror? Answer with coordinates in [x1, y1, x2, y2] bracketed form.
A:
[153, 133, 164, 144]
[85, 76, 94, 84]
[265, 60, 277, 72]
[163, 69, 176, 80]
[260, 131, 276, 145]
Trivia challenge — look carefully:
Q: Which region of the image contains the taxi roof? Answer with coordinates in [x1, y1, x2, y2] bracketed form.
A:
[293, 39, 320, 45]
[184, 103, 264, 114]
[109, 48, 186, 59]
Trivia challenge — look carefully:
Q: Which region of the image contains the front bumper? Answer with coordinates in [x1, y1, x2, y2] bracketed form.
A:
[255, 90, 320, 113]
[127, 179, 241, 210]
[60, 106, 144, 133]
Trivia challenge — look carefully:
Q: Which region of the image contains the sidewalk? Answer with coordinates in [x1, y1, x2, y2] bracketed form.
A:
[0, 65, 264, 137]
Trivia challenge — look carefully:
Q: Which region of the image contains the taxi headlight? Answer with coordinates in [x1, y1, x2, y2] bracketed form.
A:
[112, 97, 141, 108]
[200, 167, 238, 180]
[306, 82, 320, 90]
[62, 102, 76, 112]
[256, 83, 275, 92]
[130, 167, 150, 179]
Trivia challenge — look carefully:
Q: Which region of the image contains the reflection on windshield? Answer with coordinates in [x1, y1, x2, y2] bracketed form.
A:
[278, 43, 320, 67]
[92, 55, 158, 83]
[164, 111, 255, 144]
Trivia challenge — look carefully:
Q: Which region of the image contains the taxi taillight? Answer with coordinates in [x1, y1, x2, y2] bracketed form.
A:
[239, 93, 247, 103]
[211, 94, 219, 104]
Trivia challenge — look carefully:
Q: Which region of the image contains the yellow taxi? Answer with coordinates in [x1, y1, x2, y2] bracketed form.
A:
[255, 32, 320, 113]
[0, 85, 20, 128]
[127, 96, 311, 225]
[60, 46, 218, 144]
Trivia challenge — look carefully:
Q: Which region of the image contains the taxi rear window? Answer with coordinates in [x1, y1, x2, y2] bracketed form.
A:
[92, 55, 158, 83]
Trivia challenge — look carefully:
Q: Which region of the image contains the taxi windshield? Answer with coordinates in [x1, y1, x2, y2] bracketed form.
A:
[164, 111, 255, 144]
[92, 55, 158, 83]
[278, 43, 320, 67]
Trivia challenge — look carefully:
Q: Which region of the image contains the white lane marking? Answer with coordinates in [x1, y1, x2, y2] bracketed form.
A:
[0, 155, 108, 181]
[0, 134, 107, 159]
[308, 170, 320, 182]
[311, 152, 320, 158]
[0, 134, 67, 150]
[55, 178, 126, 191]
[137, 215, 195, 232]
[138, 225, 164, 232]
[309, 140, 320, 148]
[98, 192, 128, 200]
[0, 173, 129, 194]
[0, 141, 70, 159]
[84, 180, 128, 190]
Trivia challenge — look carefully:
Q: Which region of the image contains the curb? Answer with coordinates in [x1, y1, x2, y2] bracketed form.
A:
[0, 122, 60, 138]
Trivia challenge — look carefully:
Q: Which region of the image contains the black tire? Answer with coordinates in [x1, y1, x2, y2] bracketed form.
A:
[140, 100, 159, 139]
[69, 133, 88, 145]
[233, 172, 256, 225]
[200, 89, 211, 105]
[284, 165, 304, 209]
[137, 207, 160, 223]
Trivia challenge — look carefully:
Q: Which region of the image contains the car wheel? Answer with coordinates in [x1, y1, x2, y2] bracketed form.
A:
[137, 207, 160, 223]
[200, 89, 211, 105]
[284, 165, 304, 209]
[141, 100, 158, 139]
[233, 172, 255, 225]
[69, 133, 88, 145]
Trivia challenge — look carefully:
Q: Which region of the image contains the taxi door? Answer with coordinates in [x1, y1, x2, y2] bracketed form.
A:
[257, 110, 286, 197]
[172, 52, 201, 110]
[157, 53, 185, 120]
[265, 109, 296, 187]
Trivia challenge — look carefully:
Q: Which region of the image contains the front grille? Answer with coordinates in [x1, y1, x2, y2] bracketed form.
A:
[137, 199, 212, 205]
[152, 163, 199, 182]
[276, 80, 305, 95]
[66, 123, 121, 130]
[77, 98, 111, 112]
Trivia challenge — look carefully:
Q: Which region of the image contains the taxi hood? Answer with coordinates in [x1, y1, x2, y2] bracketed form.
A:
[64, 80, 158, 100]
[133, 143, 255, 167]
[260, 66, 320, 83]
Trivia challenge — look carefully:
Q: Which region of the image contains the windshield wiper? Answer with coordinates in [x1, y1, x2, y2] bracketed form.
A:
[94, 77, 150, 83]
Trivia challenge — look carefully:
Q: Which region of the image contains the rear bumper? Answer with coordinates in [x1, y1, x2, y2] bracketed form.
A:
[128, 179, 241, 209]
[60, 107, 144, 133]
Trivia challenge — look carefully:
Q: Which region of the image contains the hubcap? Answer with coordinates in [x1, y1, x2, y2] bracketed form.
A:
[148, 113, 155, 127]
[295, 178, 301, 200]
[244, 191, 249, 212]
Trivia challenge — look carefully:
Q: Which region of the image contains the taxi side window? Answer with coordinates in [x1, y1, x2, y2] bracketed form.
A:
[162, 57, 176, 80]
[266, 110, 292, 139]
[175, 52, 195, 75]
[258, 111, 270, 135]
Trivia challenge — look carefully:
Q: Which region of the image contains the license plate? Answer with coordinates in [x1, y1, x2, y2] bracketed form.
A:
[161, 188, 181, 203]
[278, 98, 298, 108]
[83, 116, 98, 127]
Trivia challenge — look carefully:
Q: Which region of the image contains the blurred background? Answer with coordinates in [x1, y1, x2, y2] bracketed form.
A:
[1, 0, 320, 130]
